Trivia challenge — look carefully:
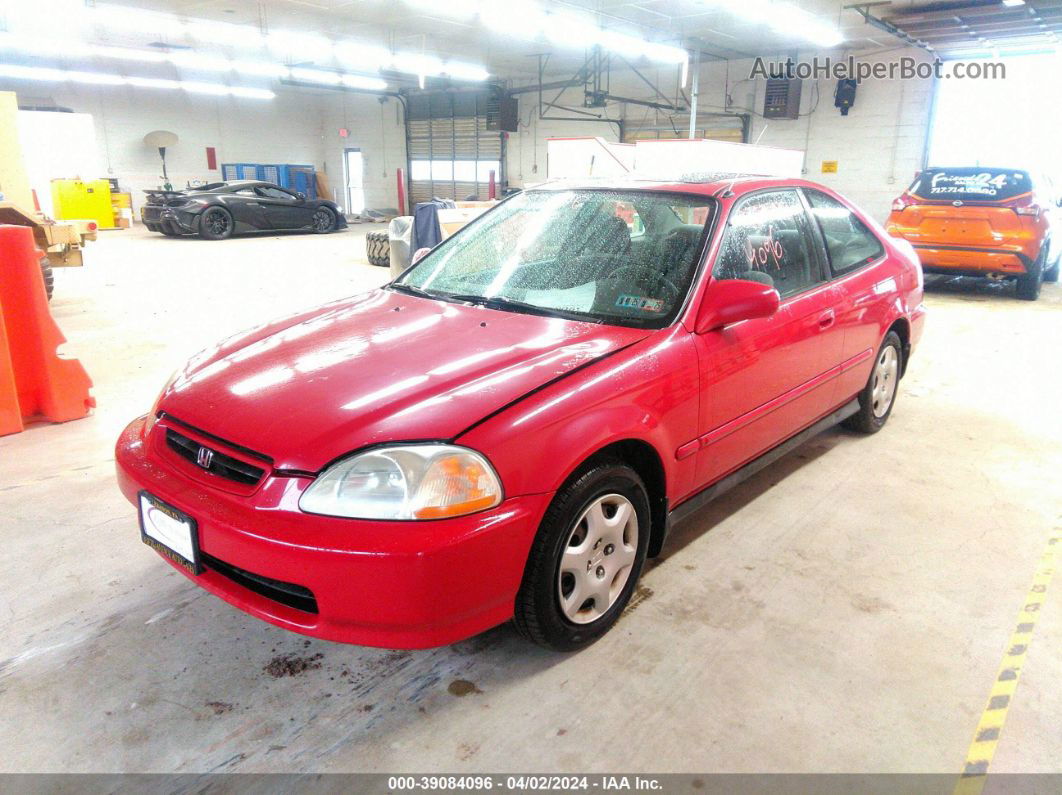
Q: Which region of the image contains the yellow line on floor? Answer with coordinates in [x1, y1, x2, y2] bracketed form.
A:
[954, 531, 1060, 795]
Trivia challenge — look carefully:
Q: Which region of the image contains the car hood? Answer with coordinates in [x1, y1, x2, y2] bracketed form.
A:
[158, 289, 649, 472]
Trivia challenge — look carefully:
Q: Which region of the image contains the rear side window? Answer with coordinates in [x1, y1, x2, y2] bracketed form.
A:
[713, 190, 825, 298]
[805, 190, 884, 276]
[911, 168, 1031, 202]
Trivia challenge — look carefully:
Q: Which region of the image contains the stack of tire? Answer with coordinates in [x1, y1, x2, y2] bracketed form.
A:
[40, 257, 54, 301]
[365, 230, 390, 267]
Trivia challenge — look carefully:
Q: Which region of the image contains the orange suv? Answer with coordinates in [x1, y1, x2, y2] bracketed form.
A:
[886, 167, 1061, 300]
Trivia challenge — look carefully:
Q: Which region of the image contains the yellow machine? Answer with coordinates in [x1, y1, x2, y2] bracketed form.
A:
[0, 90, 97, 280]
[51, 178, 114, 229]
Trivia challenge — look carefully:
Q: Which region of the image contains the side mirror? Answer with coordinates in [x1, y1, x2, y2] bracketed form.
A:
[411, 247, 432, 264]
[695, 279, 780, 334]
[296, 191, 306, 201]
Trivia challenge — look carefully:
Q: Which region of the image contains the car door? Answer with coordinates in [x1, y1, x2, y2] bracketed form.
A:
[224, 187, 270, 230]
[254, 186, 312, 230]
[692, 189, 845, 488]
[802, 188, 891, 402]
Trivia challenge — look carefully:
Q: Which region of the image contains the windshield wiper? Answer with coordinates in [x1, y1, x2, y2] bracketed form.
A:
[444, 293, 601, 322]
[389, 282, 439, 300]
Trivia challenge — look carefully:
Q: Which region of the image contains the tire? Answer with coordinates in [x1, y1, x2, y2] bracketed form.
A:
[1043, 248, 1059, 283]
[1016, 248, 1044, 301]
[513, 460, 651, 652]
[198, 207, 234, 240]
[843, 330, 903, 434]
[39, 257, 54, 301]
[365, 230, 390, 267]
[311, 207, 337, 234]
[145, 223, 160, 233]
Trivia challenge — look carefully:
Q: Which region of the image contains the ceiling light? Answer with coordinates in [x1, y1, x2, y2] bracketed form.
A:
[288, 67, 342, 85]
[1002, 0, 1025, 6]
[167, 52, 233, 71]
[340, 74, 389, 90]
[231, 60, 291, 78]
[442, 62, 491, 81]
[0, 63, 274, 98]
[0, 64, 70, 82]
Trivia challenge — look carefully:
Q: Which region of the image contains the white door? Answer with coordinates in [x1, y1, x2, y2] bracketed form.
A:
[345, 148, 365, 214]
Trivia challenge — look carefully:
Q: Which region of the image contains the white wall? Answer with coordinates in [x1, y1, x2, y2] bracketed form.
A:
[507, 48, 934, 222]
[1, 80, 406, 216]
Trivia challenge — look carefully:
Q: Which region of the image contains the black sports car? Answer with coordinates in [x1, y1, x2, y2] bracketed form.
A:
[141, 180, 347, 240]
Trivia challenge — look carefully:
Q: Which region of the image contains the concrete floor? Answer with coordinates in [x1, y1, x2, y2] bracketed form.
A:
[1, 225, 1060, 774]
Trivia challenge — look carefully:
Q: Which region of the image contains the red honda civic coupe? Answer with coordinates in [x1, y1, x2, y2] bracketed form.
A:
[116, 177, 925, 651]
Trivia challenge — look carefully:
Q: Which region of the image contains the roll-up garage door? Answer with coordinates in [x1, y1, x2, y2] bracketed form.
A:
[406, 92, 504, 205]
[624, 113, 748, 143]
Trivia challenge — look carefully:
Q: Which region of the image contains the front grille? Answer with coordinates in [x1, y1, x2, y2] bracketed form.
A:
[166, 428, 265, 486]
[201, 551, 318, 614]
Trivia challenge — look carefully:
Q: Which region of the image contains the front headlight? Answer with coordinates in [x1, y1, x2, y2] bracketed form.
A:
[298, 444, 503, 520]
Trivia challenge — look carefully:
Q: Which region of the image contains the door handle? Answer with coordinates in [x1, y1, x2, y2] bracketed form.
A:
[818, 310, 836, 329]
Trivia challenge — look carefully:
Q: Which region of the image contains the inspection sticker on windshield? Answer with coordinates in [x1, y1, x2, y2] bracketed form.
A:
[616, 294, 664, 312]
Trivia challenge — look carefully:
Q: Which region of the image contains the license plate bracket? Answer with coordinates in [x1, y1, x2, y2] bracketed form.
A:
[138, 491, 202, 575]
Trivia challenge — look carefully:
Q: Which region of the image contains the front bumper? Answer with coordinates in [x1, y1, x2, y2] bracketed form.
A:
[115, 416, 552, 648]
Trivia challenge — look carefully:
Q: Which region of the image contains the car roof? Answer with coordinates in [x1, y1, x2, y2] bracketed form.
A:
[191, 180, 276, 193]
[526, 175, 826, 198]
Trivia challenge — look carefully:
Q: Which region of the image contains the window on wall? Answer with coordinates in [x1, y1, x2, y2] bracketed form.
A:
[406, 92, 504, 204]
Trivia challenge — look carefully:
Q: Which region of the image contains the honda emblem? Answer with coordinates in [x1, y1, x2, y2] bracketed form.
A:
[196, 446, 215, 469]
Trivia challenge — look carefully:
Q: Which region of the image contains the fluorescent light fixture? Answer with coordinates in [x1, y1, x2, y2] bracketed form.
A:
[0, 62, 274, 98]
[1002, 0, 1025, 6]
[0, 64, 70, 82]
[442, 62, 491, 81]
[8, 2, 492, 85]
[340, 74, 389, 90]
[288, 66, 342, 85]
[288, 67, 388, 91]
[229, 85, 281, 99]
[231, 60, 291, 78]
[125, 76, 181, 90]
[167, 52, 234, 72]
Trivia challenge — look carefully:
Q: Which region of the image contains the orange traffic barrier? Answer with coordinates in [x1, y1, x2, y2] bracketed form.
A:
[0, 225, 94, 436]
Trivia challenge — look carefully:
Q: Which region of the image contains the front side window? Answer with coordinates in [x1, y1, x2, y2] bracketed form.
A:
[257, 186, 295, 200]
[712, 190, 824, 298]
[805, 190, 884, 275]
[394, 189, 714, 328]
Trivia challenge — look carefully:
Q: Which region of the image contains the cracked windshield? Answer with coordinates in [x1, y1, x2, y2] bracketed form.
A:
[395, 189, 713, 327]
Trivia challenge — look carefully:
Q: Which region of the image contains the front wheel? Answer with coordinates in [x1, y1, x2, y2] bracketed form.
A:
[843, 330, 903, 434]
[513, 460, 651, 651]
[198, 207, 233, 240]
[311, 207, 337, 234]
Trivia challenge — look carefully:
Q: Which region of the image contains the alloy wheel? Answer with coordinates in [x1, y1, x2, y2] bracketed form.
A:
[206, 210, 229, 236]
[557, 493, 639, 624]
[871, 345, 899, 418]
[313, 209, 333, 232]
